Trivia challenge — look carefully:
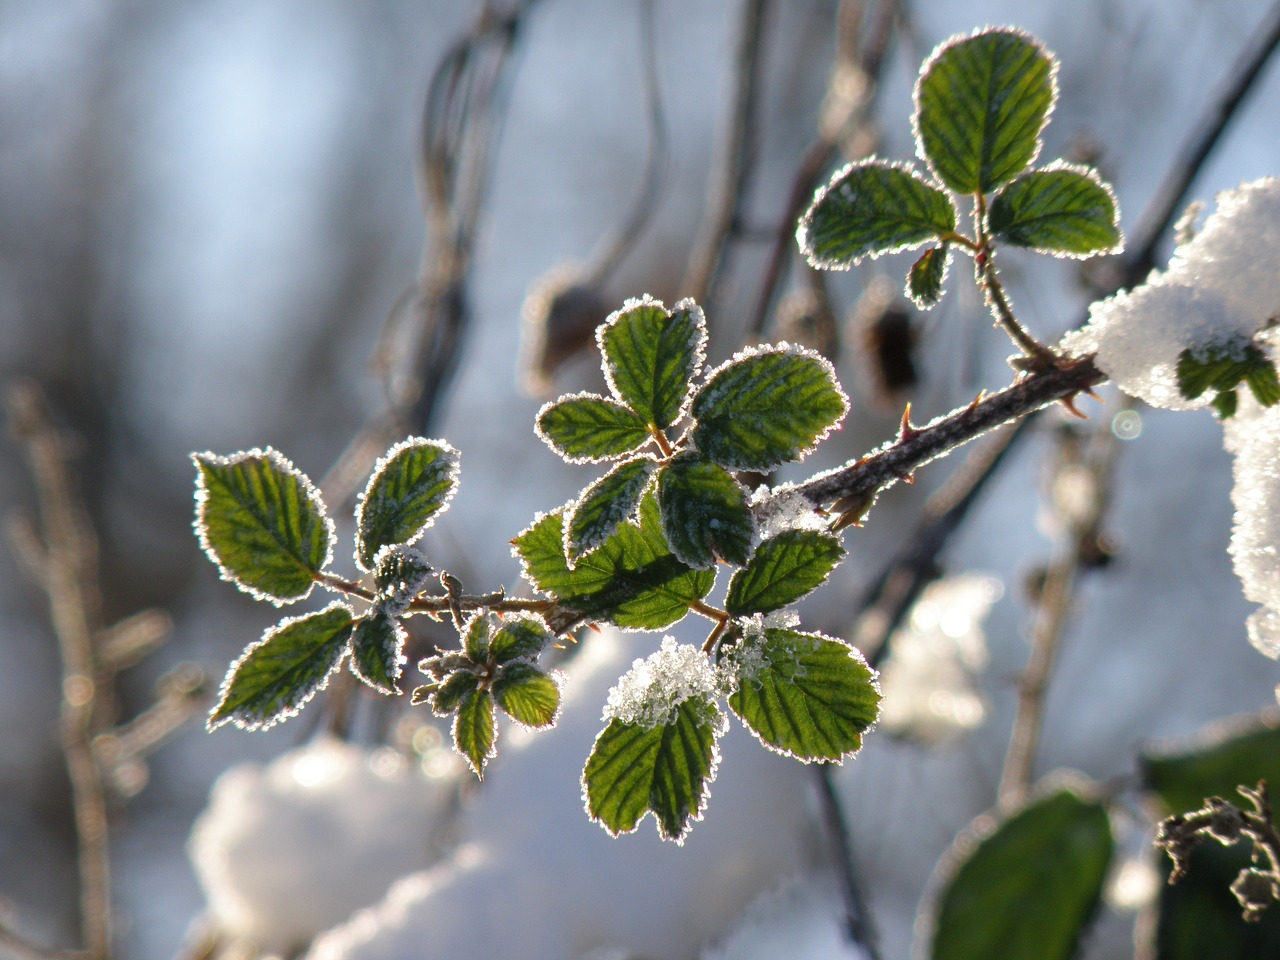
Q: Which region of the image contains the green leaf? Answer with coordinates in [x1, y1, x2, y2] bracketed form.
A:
[656, 455, 754, 569]
[355, 438, 460, 571]
[453, 687, 497, 778]
[799, 160, 956, 269]
[208, 602, 354, 731]
[583, 696, 726, 843]
[690, 346, 849, 471]
[919, 785, 1113, 960]
[908, 244, 951, 308]
[726, 628, 879, 761]
[1176, 341, 1280, 419]
[490, 615, 554, 663]
[566, 455, 657, 561]
[598, 296, 707, 429]
[725, 530, 845, 616]
[535, 394, 652, 464]
[193, 449, 334, 605]
[988, 165, 1122, 256]
[493, 661, 561, 729]
[462, 613, 492, 662]
[1140, 709, 1280, 817]
[1147, 842, 1280, 960]
[429, 670, 481, 715]
[915, 28, 1056, 194]
[350, 612, 405, 695]
[512, 495, 715, 630]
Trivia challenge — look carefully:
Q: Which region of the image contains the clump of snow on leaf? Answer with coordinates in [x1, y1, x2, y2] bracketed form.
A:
[188, 738, 452, 955]
[603, 637, 725, 728]
[1223, 399, 1280, 659]
[878, 574, 1001, 743]
[1061, 178, 1280, 409]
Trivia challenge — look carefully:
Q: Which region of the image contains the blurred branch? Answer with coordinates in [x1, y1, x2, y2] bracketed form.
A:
[7, 381, 113, 960]
[681, 0, 771, 308]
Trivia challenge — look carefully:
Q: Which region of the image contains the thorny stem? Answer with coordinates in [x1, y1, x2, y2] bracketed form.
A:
[8, 382, 112, 960]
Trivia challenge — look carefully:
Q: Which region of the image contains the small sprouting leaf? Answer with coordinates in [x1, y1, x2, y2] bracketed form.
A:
[493, 661, 561, 729]
[724, 530, 845, 616]
[583, 696, 725, 843]
[490, 615, 554, 663]
[193, 449, 334, 605]
[657, 455, 754, 569]
[598, 296, 707, 429]
[908, 243, 951, 308]
[988, 165, 1122, 256]
[914, 28, 1056, 194]
[535, 393, 652, 463]
[1140, 709, 1280, 817]
[462, 612, 492, 662]
[799, 160, 957, 269]
[453, 687, 496, 778]
[690, 345, 849, 472]
[208, 602, 354, 731]
[918, 785, 1113, 960]
[1176, 341, 1280, 419]
[355, 438, 460, 571]
[350, 612, 406, 695]
[429, 670, 481, 715]
[566, 455, 658, 561]
[512, 495, 715, 630]
[726, 628, 879, 761]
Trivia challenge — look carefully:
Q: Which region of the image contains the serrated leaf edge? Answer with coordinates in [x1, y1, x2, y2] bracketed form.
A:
[353, 437, 460, 572]
[192, 447, 335, 607]
[206, 600, 355, 732]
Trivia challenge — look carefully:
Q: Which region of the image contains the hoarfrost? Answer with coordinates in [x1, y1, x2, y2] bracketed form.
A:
[1060, 178, 1280, 410]
[878, 574, 1002, 743]
[603, 637, 725, 728]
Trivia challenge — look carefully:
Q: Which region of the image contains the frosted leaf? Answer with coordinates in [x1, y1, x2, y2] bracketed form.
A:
[878, 574, 1002, 743]
[602, 638, 726, 729]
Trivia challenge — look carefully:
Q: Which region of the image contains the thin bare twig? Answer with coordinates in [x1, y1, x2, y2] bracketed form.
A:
[681, 0, 771, 307]
[7, 382, 112, 960]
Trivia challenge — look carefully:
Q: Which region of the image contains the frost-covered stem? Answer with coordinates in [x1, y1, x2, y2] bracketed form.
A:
[681, 0, 770, 306]
[8, 382, 112, 960]
[0, 922, 85, 960]
[813, 763, 882, 960]
[789, 355, 1106, 512]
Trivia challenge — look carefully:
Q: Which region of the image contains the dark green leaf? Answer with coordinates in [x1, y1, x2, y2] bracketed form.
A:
[915, 28, 1056, 193]
[726, 628, 879, 761]
[988, 166, 1122, 255]
[208, 603, 354, 731]
[1141, 709, 1280, 816]
[454, 687, 496, 778]
[690, 346, 849, 471]
[493, 661, 560, 729]
[799, 160, 956, 269]
[350, 612, 405, 695]
[193, 449, 333, 604]
[583, 697, 725, 843]
[535, 394, 652, 463]
[490, 615, 554, 663]
[919, 786, 1113, 960]
[598, 297, 707, 429]
[355, 438, 460, 570]
[1147, 842, 1280, 960]
[566, 455, 657, 561]
[1176, 342, 1280, 419]
[462, 613, 492, 662]
[512, 495, 715, 630]
[430, 670, 481, 715]
[657, 455, 754, 569]
[725, 530, 845, 616]
[908, 244, 951, 308]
